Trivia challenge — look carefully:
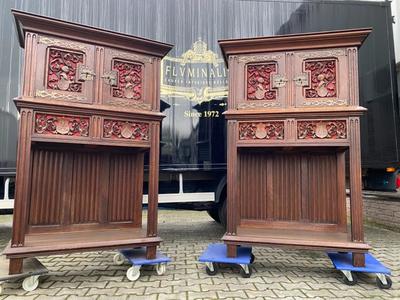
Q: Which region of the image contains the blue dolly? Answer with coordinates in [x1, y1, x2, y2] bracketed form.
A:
[113, 248, 171, 281]
[327, 252, 392, 289]
[199, 243, 255, 278]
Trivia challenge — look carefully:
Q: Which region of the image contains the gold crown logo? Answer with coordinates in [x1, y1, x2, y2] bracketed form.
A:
[180, 39, 219, 66]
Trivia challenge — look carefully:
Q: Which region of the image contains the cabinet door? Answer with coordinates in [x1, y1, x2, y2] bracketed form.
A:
[34, 35, 95, 104]
[234, 53, 287, 109]
[292, 48, 349, 107]
[101, 49, 154, 110]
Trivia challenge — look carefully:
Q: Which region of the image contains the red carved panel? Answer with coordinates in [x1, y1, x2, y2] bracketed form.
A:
[304, 59, 337, 98]
[103, 119, 149, 141]
[239, 122, 284, 140]
[47, 48, 84, 92]
[297, 120, 347, 139]
[112, 59, 143, 100]
[247, 63, 277, 101]
[35, 113, 90, 137]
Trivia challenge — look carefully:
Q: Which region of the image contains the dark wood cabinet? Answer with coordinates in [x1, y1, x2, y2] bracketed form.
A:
[219, 29, 371, 267]
[4, 10, 173, 274]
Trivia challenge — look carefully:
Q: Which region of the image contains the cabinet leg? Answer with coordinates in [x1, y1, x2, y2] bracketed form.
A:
[146, 246, 157, 260]
[227, 244, 237, 258]
[352, 253, 365, 267]
[9, 258, 23, 275]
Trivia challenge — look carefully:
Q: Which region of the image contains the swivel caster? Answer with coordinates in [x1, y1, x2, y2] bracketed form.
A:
[126, 265, 141, 281]
[156, 263, 166, 275]
[22, 275, 40, 292]
[113, 253, 125, 265]
[239, 264, 252, 278]
[250, 253, 255, 264]
[341, 270, 357, 286]
[376, 273, 392, 289]
[205, 262, 218, 276]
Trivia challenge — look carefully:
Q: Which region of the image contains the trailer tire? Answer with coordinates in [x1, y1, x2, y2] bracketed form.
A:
[207, 208, 221, 223]
[218, 197, 227, 229]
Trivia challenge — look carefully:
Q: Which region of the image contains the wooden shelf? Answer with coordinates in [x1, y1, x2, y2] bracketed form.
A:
[3, 228, 161, 258]
[223, 226, 370, 252]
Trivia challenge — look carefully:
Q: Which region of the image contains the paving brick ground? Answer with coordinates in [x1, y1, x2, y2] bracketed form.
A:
[0, 210, 399, 299]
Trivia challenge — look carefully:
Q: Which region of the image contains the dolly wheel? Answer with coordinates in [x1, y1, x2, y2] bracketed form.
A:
[126, 265, 141, 281]
[205, 262, 218, 276]
[342, 272, 357, 286]
[376, 275, 392, 289]
[156, 263, 166, 275]
[250, 254, 255, 264]
[22, 275, 39, 292]
[239, 264, 252, 278]
[113, 253, 125, 265]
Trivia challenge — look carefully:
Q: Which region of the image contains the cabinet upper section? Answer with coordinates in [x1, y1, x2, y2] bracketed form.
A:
[219, 28, 371, 112]
[12, 9, 173, 113]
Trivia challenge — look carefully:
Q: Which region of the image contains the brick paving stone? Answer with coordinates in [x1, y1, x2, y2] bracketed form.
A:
[157, 293, 187, 300]
[216, 290, 248, 298]
[114, 287, 146, 296]
[245, 289, 277, 298]
[188, 291, 218, 299]
[200, 283, 229, 292]
[173, 284, 201, 293]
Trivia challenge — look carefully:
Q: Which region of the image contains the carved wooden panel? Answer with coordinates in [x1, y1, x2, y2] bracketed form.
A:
[47, 48, 84, 92]
[235, 53, 287, 109]
[238, 121, 284, 140]
[102, 49, 153, 110]
[34, 35, 95, 103]
[293, 49, 349, 107]
[304, 59, 337, 98]
[297, 120, 347, 140]
[103, 119, 149, 141]
[112, 59, 143, 100]
[34, 113, 90, 137]
[247, 63, 277, 101]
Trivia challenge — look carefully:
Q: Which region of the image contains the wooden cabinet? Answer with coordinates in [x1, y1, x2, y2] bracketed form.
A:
[4, 10, 173, 274]
[219, 29, 371, 267]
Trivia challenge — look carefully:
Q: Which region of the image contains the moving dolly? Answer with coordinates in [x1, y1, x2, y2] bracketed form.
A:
[328, 252, 392, 289]
[114, 248, 171, 281]
[0, 256, 48, 293]
[199, 243, 254, 278]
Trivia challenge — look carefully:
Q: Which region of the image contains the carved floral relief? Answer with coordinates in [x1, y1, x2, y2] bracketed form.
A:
[35, 113, 90, 137]
[304, 59, 337, 98]
[47, 48, 84, 92]
[112, 59, 143, 100]
[297, 120, 347, 139]
[247, 63, 277, 101]
[103, 119, 149, 141]
[239, 122, 284, 140]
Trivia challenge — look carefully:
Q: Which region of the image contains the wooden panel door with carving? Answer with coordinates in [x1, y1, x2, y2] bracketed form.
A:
[101, 48, 154, 110]
[234, 53, 287, 109]
[34, 35, 96, 104]
[292, 49, 349, 107]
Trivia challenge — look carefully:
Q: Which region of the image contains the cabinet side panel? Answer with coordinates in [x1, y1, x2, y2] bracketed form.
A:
[28, 148, 65, 226]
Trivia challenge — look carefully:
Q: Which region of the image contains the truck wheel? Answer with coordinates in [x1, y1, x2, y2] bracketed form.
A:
[207, 208, 221, 223]
[218, 197, 227, 229]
